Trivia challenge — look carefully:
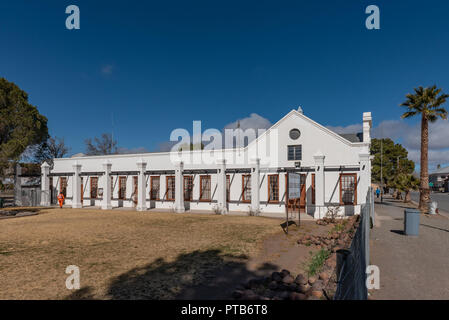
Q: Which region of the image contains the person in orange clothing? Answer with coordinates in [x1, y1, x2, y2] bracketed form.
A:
[57, 192, 65, 208]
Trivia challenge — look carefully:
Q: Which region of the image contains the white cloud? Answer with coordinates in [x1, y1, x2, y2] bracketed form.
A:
[327, 118, 449, 167]
[408, 149, 449, 167]
[101, 64, 114, 75]
[154, 113, 272, 151]
[326, 124, 362, 134]
[223, 113, 272, 131]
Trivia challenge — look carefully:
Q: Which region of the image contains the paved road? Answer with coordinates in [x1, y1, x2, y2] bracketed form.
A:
[410, 191, 449, 213]
[370, 196, 449, 299]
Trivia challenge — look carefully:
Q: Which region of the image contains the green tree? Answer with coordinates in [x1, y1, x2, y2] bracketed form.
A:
[392, 173, 420, 203]
[400, 85, 448, 212]
[370, 138, 415, 188]
[178, 142, 205, 151]
[0, 78, 48, 169]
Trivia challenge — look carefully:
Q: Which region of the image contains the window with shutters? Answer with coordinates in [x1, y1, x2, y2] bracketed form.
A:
[111, 176, 114, 198]
[184, 176, 193, 201]
[226, 175, 230, 202]
[340, 174, 357, 205]
[118, 176, 126, 200]
[166, 176, 175, 201]
[242, 175, 251, 202]
[150, 176, 160, 200]
[312, 174, 316, 204]
[268, 174, 279, 202]
[200, 175, 211, 201]
[132, 176, 138, 203]
[287, 145, 302, 161]
[81, 177, 84, 201]
[90, 177, 98, 199]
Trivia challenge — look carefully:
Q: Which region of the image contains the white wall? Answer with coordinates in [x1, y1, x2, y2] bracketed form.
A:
[51, 110, 371, 216]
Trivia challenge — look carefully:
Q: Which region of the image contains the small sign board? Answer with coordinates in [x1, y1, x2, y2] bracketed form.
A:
[288, 172, 301, 199]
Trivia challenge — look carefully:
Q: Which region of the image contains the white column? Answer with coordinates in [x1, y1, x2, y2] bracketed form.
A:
[174, 161, 185, 213]
[101, 161, 112, 210]
[363, 112, 372, 144]
[313, 152, 325, 219]
[136, 158, 147, 211]
[358, 153, 371, 206]
[250, 158, 260, 214]
[72, 161, 82, 208]
[216, 159, 227, 214]
[40, 162, 50, 206]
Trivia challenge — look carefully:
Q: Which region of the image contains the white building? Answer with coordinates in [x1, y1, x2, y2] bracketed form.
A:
[40, 109, 372, 219]
[429, 166, 449, 192]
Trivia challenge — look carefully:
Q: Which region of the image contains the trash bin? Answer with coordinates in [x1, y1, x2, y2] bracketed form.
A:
[404, 209, 420, 236]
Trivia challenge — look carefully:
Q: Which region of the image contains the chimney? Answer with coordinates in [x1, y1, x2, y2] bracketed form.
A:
[363, 112, 372, 143]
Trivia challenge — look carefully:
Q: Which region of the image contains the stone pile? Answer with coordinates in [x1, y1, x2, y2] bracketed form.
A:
[231, 215, 362, 300]
[232, 269, 331, 300]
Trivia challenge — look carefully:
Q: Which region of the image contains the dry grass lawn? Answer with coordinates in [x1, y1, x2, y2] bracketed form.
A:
[0, 208, 282, 300]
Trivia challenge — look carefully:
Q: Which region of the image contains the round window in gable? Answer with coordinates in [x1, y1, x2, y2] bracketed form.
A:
[289, 128, 301, 140]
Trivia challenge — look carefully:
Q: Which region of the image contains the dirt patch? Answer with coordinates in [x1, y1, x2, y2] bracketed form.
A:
[247, 221, 333, 276]
[176, 220, 336, 299]
[0, 208, 281, 299]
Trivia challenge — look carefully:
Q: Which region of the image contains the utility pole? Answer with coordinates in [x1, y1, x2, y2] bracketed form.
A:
[380, 138, 383, 203]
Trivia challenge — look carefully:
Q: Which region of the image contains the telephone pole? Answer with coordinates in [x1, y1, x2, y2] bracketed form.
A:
[380, 138, 383, 203]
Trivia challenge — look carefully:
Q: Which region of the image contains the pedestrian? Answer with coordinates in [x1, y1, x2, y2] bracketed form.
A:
[57, 191, 65, 208]
[376, 187, 380, 199]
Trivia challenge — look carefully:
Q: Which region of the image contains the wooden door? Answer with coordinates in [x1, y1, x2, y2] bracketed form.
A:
[118, 176, 126, 200]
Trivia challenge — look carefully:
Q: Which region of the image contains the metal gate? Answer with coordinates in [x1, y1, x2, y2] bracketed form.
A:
[20, 188, 42, 207]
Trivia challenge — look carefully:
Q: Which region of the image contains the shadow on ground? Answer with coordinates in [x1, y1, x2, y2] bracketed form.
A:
[66, 249, 279, 300]
[379, 199, 415, 210]
[390, 229, 404, 235]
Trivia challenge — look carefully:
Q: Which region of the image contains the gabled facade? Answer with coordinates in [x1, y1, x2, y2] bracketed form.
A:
[41, 109, 372, 219]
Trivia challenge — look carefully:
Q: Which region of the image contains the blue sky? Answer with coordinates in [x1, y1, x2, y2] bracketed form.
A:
[1, 0, 448, 168]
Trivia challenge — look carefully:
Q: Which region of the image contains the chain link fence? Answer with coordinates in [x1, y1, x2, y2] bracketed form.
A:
[334, 187, 373, 300]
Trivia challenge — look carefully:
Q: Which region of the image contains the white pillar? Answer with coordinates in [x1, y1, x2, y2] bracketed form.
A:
[101, 161, 112, 210]
[313, 152, 325, 219]
[174, 161, 185, 213]
[72, 161, 82, 208]
[216, 159, 227, 214]
[40, 162, 50, 206]
[136, 159, 147, 211]
[363, 112, 372, 144]
[358, 153, 371, 206]
[250, 158, 260, 214]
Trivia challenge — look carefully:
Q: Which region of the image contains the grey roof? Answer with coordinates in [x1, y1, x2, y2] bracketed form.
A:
[430, 166, 449, 175]
[338, 133, 363, 143]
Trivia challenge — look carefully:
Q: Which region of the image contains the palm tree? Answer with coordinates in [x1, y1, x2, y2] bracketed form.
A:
[400, 85, 448, 212]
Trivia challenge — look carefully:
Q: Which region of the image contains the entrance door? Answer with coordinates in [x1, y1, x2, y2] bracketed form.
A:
[286, 173, 306, 213]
